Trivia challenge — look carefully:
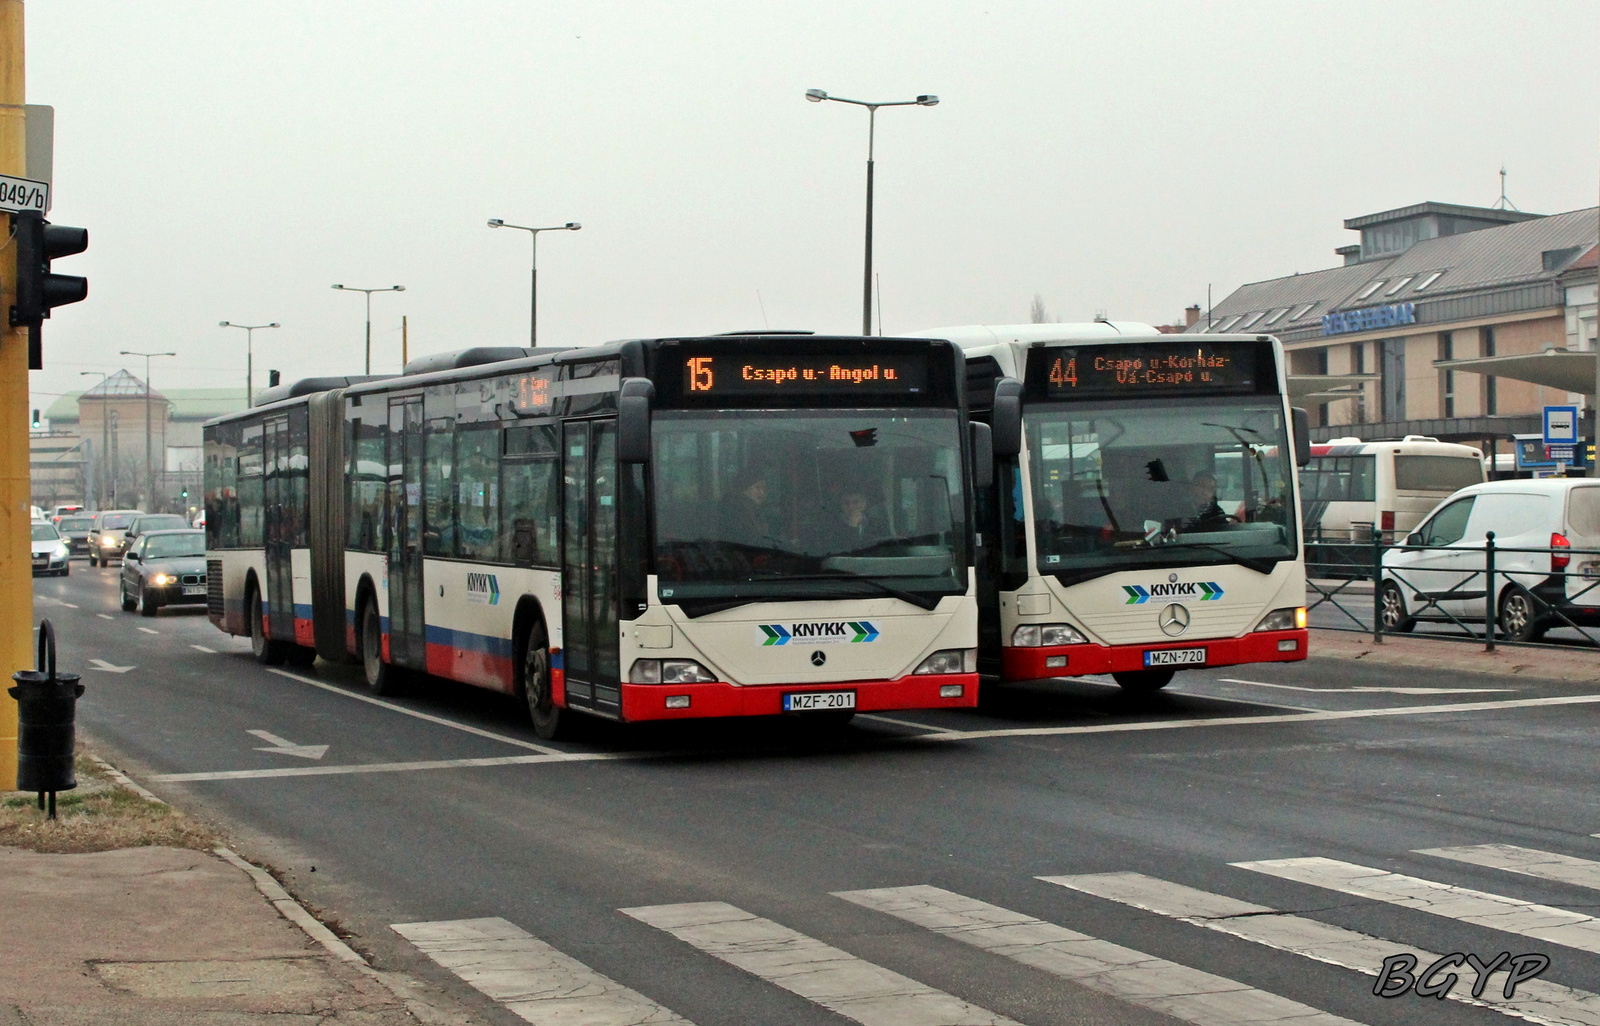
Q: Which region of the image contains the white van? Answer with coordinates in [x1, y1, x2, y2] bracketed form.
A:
[1379, 479, 1600, 641]
[1301, 437, 1485, 542]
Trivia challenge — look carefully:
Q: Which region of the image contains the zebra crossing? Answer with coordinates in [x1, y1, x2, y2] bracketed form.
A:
[393, 839, 1600, 1026]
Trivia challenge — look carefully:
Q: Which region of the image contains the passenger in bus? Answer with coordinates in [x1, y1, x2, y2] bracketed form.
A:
[726, 469, 780, 549]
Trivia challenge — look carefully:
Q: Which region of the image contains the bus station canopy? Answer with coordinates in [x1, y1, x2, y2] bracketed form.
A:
[1435, 349, 1600, 396]
[1286, 373, 1378, 402]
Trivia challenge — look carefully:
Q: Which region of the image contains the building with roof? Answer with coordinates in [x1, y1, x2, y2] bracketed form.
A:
[1188, 201, 1600, 465]
[30, 371, 246, 513]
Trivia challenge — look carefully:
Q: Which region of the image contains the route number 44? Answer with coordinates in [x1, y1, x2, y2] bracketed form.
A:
[1048, 357, 1077, 389]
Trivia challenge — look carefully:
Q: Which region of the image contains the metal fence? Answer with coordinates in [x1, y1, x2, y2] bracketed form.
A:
[1306, 531, 1600, 651]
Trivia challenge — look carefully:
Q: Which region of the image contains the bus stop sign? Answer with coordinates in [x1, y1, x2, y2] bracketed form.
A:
[1544, 404, 1579, 462]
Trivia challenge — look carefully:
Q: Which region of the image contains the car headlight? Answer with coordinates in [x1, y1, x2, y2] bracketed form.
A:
[151, 573, 173, 586]
[1010, 623, 1088, 647]
[52, 545, 68, 558]
[628, 659, 717, 684]
[1254, 607, 1307, 631]
[913, 648, 977, 674]
[100, 536, 116, 546]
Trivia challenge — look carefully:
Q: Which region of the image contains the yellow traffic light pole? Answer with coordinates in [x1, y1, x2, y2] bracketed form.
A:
[0, 0, 27, 790]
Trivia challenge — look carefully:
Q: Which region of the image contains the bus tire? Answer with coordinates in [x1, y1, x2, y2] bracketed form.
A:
[248, 582, 287, 666]
[1498, 585, 1546, 642]
[1112, 669, 1174, 692]
[288, 645, 317, 668]
[360, 599, 397, 695]
[520, 623, 563, 740]
[119, 580, 137, 612]
[1378, 581, 1415, 633]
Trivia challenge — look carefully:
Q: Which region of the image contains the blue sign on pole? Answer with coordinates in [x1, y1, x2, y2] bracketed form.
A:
[1544, 405, 1579, 446]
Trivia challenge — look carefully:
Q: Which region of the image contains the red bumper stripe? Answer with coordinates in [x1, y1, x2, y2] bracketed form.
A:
[1001, 630, 1308, 682]
[619, 672, 978, 722]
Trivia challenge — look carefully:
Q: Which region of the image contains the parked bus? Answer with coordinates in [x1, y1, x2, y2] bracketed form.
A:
[205, 336, 981, 737]
[1300, 436, 1485, 543]
[909, 323, 1310, 691]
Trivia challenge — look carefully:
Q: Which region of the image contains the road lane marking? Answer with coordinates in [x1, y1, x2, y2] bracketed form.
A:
[910, 694, 1600, 742]
[190, 644, 216, 653]
[857, 713, 945, 730]
[136, 627, 159, 634]
[1417, 843, 1600, 892]
[393, 917, 695, 1025]
[96, 613, 113, 620]
[147, 751, 641, 782]
[248, 729, 328, 760]
[622, 901, 1020, 1026]
[266, 667, 563, 755]
[1043, 871, 1600, 1025]
[88, 658, 134, 673]
[1217, 678, 1513, 695]
[835, 886, 1363, 1026]
[60, 602, 77, 608]
[1234, 857, 1600, 954]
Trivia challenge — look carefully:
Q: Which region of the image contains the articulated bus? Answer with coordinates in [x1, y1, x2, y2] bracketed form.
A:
[205, 335, 981, 736]
[911, 324, 1310, 692]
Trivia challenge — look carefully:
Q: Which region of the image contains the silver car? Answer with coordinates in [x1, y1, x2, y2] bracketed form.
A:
[31, 522, 69, 577]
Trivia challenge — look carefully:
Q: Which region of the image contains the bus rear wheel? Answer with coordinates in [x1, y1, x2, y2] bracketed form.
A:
[248, 583, 286, 666]
[1112, 669, 1174, 692]
[521, 625, 564, 740]
[360, 599, 397, 695]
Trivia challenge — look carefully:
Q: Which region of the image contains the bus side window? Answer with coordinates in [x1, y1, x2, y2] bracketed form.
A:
[348, 416, 387, 552]
[502, 457, 559, 567]
[423, 418, 454, 557]
[455, 425, 500, 561]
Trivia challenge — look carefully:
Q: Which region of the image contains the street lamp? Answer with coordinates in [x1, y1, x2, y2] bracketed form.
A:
[120, 350, 175, 511]
[487, 219, 582, 346]
[806, 88, 938, 335]
[219, 321, 280, 406]
[331, 284, 405, 374]
[80, 370, 111, 508]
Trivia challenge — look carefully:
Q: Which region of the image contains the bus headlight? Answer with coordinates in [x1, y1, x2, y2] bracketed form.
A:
[914, 648, 976, 674]
[1254, 607, 1306, 632]
[1011, 623, 1087, 647]
[629, 659, 717, 684]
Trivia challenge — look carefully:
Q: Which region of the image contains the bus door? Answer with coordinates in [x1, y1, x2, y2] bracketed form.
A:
[561, 420, 620, 713]
[262, 415, 295, 642]
[386, 396, 427, 668]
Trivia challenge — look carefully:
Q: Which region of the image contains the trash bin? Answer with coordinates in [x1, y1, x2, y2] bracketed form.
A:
[9, 619, 83, 818]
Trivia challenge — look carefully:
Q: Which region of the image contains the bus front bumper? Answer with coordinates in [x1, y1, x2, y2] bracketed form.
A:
[1000, 629, 1308, 682]
[614, 671, 979, 721]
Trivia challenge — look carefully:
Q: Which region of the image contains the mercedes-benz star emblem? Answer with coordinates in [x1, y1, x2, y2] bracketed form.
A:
[811, 650, 826, 667]
[1159, 603, 1191, 637]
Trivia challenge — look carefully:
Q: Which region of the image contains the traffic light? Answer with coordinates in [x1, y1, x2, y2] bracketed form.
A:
[29, 408, 39, 429]
[10, 210, 87, 369]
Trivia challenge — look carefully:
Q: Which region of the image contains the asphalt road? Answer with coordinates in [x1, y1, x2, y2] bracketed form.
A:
[33, 562, 1600, 1026]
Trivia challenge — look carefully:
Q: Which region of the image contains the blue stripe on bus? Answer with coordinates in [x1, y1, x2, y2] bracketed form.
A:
[423, 624, 515, 660]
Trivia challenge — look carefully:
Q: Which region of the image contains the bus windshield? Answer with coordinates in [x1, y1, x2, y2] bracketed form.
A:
[652, 409, 968, 608]
[1026, 397, 1297, 576]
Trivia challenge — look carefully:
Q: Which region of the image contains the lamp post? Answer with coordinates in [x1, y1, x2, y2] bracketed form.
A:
[219, 321, 280, 406]
[805, 88, 938, 336]
[79, 370, 110, 507]
[331, 284, 405, 374]
[487, 219, 582, 346]
[119, 350, 175, 510]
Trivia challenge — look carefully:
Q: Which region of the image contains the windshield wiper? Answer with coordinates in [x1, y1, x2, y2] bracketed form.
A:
[1150, 540, 1278, 575]
[750, 571, 944, 610]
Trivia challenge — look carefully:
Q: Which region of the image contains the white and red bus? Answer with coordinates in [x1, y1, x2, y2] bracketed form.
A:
[206, 335, 981, 736]
[1300, 436, 1485, 543]
[912, 324, 1311, 692]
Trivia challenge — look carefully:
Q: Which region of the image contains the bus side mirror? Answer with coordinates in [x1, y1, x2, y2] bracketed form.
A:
[969, 422, 993, 489]
[1292, 407, 1311, 467]
[618, 378, 655, 464]
[992, 378, 1023, 458]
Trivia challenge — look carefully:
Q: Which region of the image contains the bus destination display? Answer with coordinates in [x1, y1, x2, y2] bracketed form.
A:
[682, 353, 928, 395]
[511, 369, 556, 414]
[1039, 341, 1261, 398]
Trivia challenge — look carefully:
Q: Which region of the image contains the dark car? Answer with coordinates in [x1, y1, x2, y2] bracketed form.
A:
[55, 513, 97, 556]
[120, 529, 207, 616]
[124, 513, 192, 550]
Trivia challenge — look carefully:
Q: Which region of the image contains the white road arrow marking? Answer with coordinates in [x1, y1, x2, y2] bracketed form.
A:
[89, 658, 133, 673]
[248, 729, 328, 760]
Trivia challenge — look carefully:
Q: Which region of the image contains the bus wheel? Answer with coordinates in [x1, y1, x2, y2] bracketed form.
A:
[249, 584, 286, 666]
[1112, 669, 1174, 692]
[521, 625, 564, 740]
[1378, 581, 1415, 633]
[360, 599, 397, 695]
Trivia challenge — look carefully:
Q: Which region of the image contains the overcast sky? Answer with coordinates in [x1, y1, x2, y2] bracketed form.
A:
[26, 0, 1600, 408]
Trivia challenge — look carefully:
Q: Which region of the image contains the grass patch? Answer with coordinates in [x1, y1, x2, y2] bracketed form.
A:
[0, 751, 218, 854]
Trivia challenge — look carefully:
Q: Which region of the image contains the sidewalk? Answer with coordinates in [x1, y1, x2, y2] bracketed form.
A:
[0, 761, 474, 1025]
[1310, 627, 1600, 684]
